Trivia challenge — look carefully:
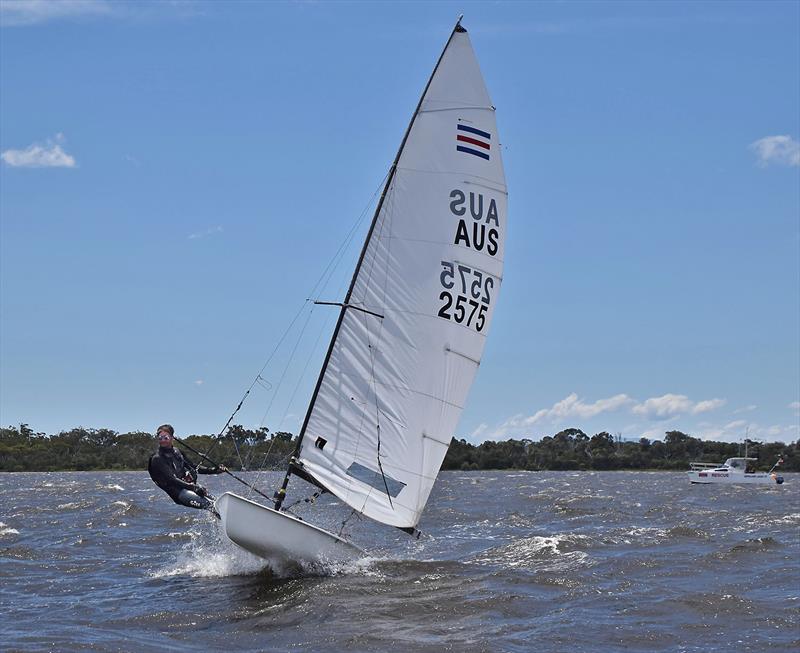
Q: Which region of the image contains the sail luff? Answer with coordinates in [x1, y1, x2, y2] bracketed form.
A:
[275, 19, 467, 507]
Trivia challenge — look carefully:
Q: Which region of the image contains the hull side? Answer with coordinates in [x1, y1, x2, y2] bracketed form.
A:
[687, 471, 779, 485]
[215, 492, 363, 563]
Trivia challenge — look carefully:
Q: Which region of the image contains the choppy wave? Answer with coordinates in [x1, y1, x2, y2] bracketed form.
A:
[722, 536, 782, 557]
[675, 592, 756, 617]
[1, 470, 798, 653]
[150, 527, 379, 580]
[550, 493, 620, 517]
[0, 545, 34, 559]
[666, 525, 709, 539]
[110, 500, 145, 515]
[470, 534, 592, 572]
[0, 521, 20, 537]
[151, 544, 273, 579]
[57, 502, 84, 510]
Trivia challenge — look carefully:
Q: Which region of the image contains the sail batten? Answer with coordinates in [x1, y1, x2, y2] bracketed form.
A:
[292, 22, 507, 529]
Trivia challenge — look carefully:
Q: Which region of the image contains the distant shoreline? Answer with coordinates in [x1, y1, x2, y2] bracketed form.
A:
[1, 468, 796, 475]
[3, 424, 796, 473]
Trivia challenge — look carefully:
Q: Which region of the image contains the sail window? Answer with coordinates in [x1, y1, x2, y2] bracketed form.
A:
[315, 437, 327, 450]
[346, 462, 406, 498]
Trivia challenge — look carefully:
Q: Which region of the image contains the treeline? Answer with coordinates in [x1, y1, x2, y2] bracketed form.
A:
[0, 424, 297, 473]
[442, 428, 798, 472]
[0, 424, 797, 473]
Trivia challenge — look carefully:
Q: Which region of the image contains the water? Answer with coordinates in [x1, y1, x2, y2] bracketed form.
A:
[1, 471, 797, 652]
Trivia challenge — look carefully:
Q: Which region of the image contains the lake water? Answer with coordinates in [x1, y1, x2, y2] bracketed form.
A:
[1, 470, 798, 652]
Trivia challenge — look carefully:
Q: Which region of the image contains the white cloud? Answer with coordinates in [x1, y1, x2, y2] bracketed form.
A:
[472, 393, 776, 443]
[188, 226, 223, 240]
[0, 0, 113, 27]
[763, 424, 798, 438]
[640, 423, 677, 440]
[733, 404, 758, 414]
[632, 394, 726, 420]
[1, 0, 205, 27]
[691, 418, 753, 441]
[193, 379, 204, 386]
[789, 401, 800, 412]
[632, 394, 693, 419]
[538, 392, 634, 422]
[692, 418, 799, 443]
[278, 413, 299, 428]
[695, 426, 740, 441]
[723, 419, 748, 431]
[479, 393, 634, 439]
[470, 423, 488, 440]
[691, 398, 727, 414]
[1, 134, 76, 168]
[750, 135, 800, 167]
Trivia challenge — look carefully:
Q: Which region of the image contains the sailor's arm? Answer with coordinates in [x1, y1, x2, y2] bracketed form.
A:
[197, 464, 227, 475]
[152, 456, 201, 491]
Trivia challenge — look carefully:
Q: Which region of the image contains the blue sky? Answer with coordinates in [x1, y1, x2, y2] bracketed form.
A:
[1, 0, 798, 444]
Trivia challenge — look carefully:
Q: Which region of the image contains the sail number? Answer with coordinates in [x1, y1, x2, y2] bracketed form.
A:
[437, 261, 493, 332]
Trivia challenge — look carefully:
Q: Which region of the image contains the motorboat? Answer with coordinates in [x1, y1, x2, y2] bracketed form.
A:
[688, 457, 784, 485]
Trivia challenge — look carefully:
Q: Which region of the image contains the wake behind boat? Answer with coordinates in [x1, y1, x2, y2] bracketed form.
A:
[214, 17, 507, 564]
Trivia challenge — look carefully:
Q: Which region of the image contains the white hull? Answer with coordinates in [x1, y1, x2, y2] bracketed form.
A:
[688, 471, 781, 485]
[215, 492, 363, 563]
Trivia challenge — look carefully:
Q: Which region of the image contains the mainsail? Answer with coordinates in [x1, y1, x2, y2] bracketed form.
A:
[287, 21, 507, 529]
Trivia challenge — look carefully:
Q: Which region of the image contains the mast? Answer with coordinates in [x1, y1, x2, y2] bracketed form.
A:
[274, 17, 467, 509]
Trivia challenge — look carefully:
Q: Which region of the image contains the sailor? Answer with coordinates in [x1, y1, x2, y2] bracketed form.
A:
[147, 424, 226, 515]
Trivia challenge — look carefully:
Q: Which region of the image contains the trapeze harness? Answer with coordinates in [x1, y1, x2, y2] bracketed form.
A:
[148, 447, 222, 511]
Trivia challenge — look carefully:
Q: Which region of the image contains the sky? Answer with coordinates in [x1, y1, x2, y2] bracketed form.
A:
[1, 0, 798, 445]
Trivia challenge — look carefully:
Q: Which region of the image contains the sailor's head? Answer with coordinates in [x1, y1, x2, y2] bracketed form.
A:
[157, 424, 174, 448]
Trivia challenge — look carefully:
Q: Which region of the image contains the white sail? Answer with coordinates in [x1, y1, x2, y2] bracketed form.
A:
[295, 24, 507, 529]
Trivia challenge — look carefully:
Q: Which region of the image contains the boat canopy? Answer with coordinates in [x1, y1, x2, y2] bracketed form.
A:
[724, 457, 757, 470]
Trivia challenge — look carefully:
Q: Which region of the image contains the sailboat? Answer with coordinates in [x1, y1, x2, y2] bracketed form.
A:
[215, 17, 507, 563]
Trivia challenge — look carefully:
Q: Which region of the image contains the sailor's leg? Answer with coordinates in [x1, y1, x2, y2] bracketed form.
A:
[176, 488, 212, 510]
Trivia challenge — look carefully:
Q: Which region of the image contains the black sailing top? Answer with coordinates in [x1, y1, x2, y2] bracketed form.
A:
[148, 446, 223, 503]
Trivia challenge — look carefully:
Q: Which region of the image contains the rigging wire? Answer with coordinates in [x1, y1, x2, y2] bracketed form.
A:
[275, 308, 336, 434]
[171, 435, 275, 505]
[229, 430, 247, 471]
[307, 166, 391, 302]
[255, 376, 273, 391]
[337, 508, 362, 539]
[205, 167, 391, 475]
[257, 304, 316, 429]
[246, 302, 339, 497]
[243, 435, 278, 501]
[282, 489, 325, 514]
[201, 299, 313, 462]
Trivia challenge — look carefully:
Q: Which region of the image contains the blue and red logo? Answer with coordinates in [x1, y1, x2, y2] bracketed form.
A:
[456, 124, 491, 161]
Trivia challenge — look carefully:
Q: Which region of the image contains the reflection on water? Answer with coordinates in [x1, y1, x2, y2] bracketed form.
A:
[1, 470, 798, 652]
